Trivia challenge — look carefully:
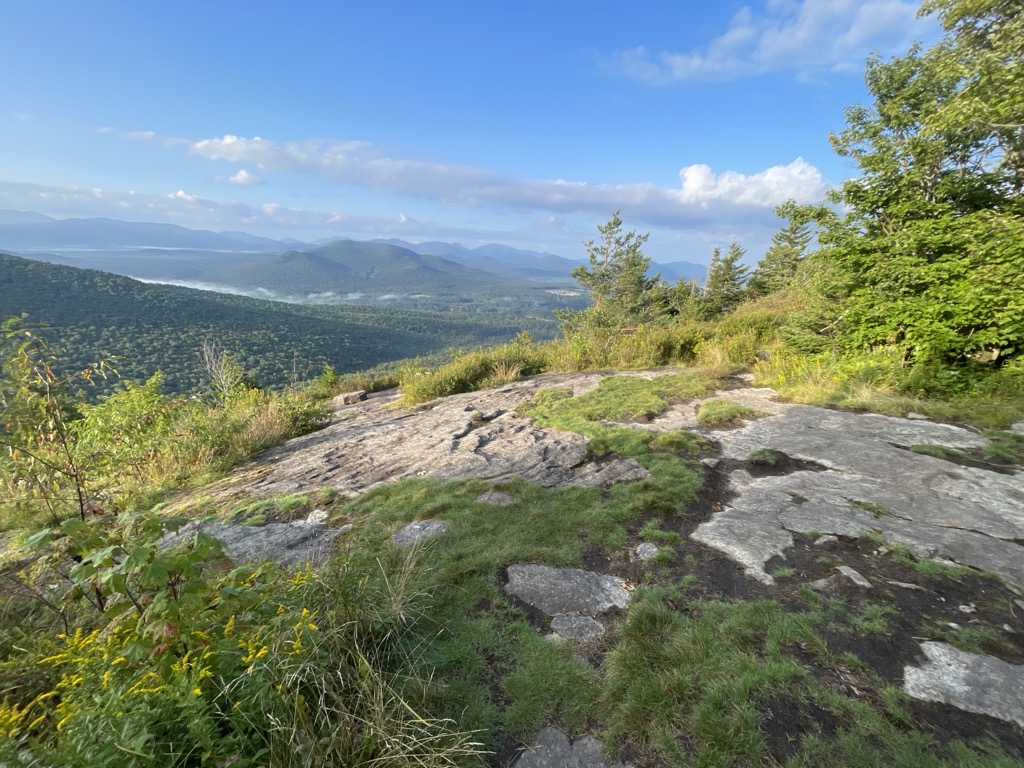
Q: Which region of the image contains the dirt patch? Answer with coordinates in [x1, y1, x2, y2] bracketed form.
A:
[717, 450, 831, 479]
[761, 694, 842, 763]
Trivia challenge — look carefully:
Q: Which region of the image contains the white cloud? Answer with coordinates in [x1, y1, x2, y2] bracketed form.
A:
[609, 0, 937, 83]
[181, 134, 828, 232]
[97, 127, 156, 140]
[216, 169, 263, 186]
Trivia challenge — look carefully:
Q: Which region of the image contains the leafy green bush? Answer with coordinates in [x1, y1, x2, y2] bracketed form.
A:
[1, 320, 331, 531]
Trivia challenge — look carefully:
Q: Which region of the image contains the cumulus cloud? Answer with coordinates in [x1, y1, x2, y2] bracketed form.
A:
[609, 0, 937, 83]
[182, 134, 828, 231]
[216, 169, 263, 186]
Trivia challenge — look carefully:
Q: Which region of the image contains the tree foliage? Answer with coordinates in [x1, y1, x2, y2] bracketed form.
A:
[814, 1, 1024, 366]
[749, 205, 812, 296]
[700, 241, 749, 319]
[570, 211, 658, 322]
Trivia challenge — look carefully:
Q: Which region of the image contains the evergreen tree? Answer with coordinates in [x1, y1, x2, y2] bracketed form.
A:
[749, 206, 812, 295]
[700, 241, 749, 319]
[569, 211, 658, 323]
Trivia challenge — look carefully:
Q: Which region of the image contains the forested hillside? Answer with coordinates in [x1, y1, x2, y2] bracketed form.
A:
[0, 253, 559, 393]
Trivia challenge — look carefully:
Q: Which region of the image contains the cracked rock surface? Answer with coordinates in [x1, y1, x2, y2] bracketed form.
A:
[904, 642, 1024, 728]
[691, 390, 1024, 588]
[242, 374, 648, 497]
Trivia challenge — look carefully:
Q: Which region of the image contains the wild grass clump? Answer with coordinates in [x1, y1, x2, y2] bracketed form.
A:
[544, 320, 708, 373]
[694, 298, 790, 371]
[602, 589, 814, 763]
[398, 333, 547, 403]
[696, 398, 764, 426]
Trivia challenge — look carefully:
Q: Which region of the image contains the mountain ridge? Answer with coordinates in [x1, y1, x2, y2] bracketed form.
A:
[0, 210, 708, 288]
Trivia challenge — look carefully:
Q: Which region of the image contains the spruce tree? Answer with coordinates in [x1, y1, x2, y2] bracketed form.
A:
[700, 241, 749, 318]
[749, 212, 811, 296]
[570, 211, 658, 323]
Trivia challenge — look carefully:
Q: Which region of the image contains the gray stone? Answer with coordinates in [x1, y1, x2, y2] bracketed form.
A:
[809, 575, 844, 593]
[513, 727, 627, 768]
[304, 509, 329, 525]
[814, 535, 839, 546]
[906, 412, 929, 420]
[332, 390, 366, 406]
[476, 491, 516, 505]
[837, 565, 873, 588]
[630, 542, 659, 562]
[163, 519, 350, 567]
[504, 564, 629, 617]
[904, 642, 1024, 728]
[551, 615, 606, 643]
[391, 519, 448, 548]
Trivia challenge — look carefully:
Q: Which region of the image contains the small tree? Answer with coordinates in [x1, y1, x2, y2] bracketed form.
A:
[200, 339, 249, 400]
[570, 211, 658, 322]
[0, 317, 111, 525]
[656, 277, 703, 320]
[700, 241, 749, 318]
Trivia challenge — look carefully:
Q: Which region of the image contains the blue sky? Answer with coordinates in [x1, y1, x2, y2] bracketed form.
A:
[0, 1, 940, 264]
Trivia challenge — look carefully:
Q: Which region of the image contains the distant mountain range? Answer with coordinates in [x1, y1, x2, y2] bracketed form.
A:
[0, 210, 708, 297]
[214, 241, 543, 298]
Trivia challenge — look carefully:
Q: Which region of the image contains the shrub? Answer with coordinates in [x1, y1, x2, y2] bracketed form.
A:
[3, 515, 482, 767]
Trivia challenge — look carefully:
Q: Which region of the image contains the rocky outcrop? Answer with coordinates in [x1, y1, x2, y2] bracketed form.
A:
[244, 376, 648, 498]
[215, 371, 1022, 738]
[163, 515, 352, 567]
[690, 391, 1024, 588]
